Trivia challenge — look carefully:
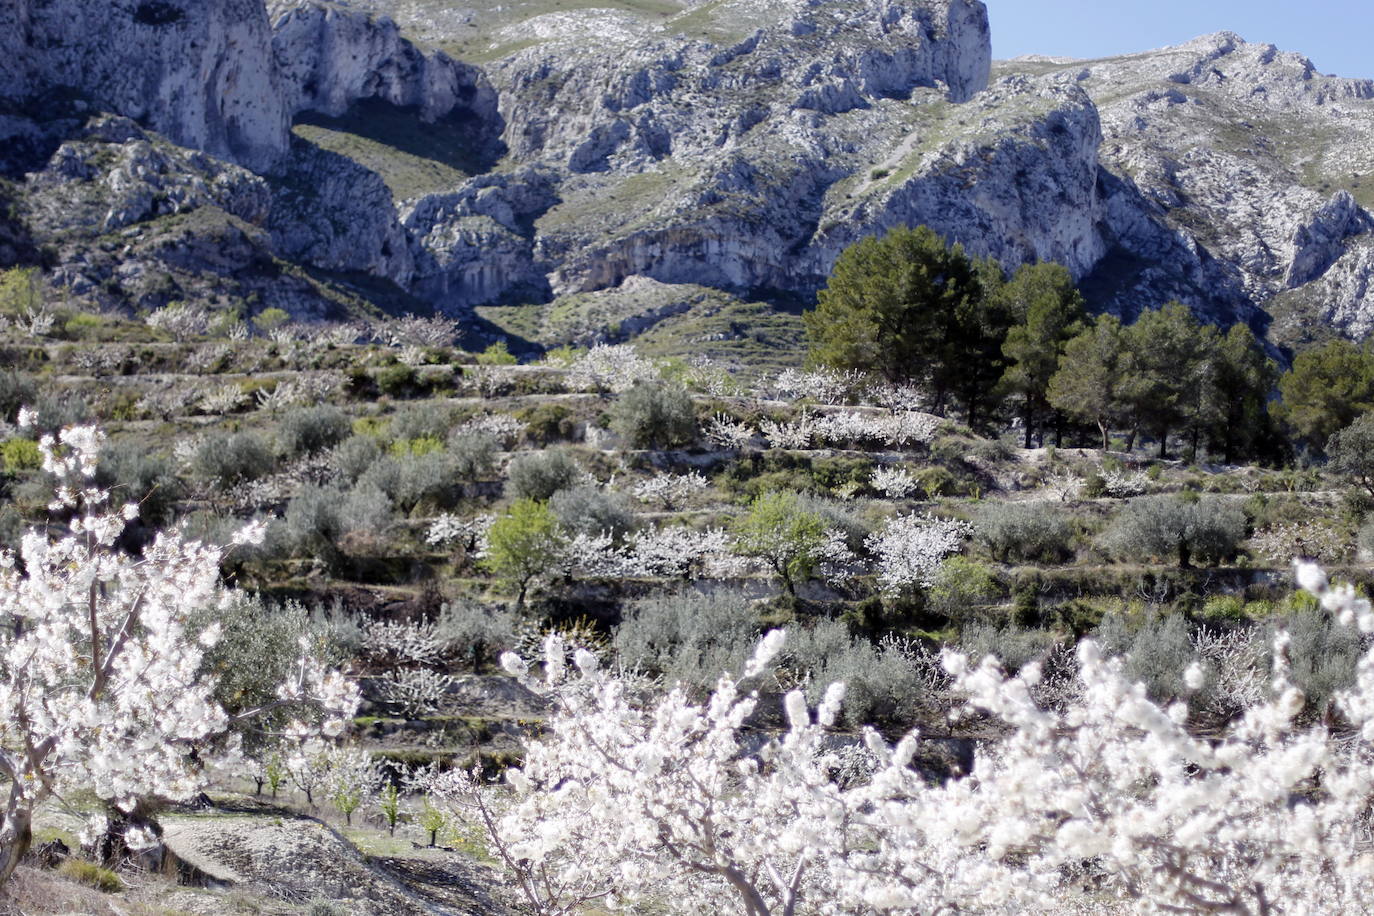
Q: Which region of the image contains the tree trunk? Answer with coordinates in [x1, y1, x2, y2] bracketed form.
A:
[1158, 428, 1170, 460]
[0, 811, 32, 887]
[1098, 420, 1110, 452]
[1178, 539, 1192, 570]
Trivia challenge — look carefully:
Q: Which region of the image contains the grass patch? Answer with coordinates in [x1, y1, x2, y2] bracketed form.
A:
[292, 98, 499, 200]
[57, 860, 124, 893]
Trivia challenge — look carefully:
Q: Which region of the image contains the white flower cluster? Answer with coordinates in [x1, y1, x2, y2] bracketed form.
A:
[0, 417, 360, 880]
[255, 374, 346, 412]
[145, 303, 210, 340]
[378, 668, 454, 718]
[770, 367, 868, 405]
[759, 414, 816, 449]
[704, 413, 755, 450]
[457, 412, 526, 446]
[1250, 520, 1350, 565]
[196, 382, 248, 414]
[754, 411, 939, 452]
[869, 465, 917, 499]
[865, 513, 973, 593]
[1099, 466, 1150, 498]
[466, 564, 1374, 914]
[426, 513, 496, 551]
[683, 356, 743, 397]
[567, 344, 661, 393]
[363, 619, 444, 666]
[632, 471, 710, 509]
[1041, 471, 1084, 502]
[370, 314, 459, 348]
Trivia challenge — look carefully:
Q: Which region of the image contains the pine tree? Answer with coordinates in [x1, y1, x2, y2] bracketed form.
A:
[804, 225, 984, 416]
[995, 262, 1087, 448]
[1047, 313, 1130, 451]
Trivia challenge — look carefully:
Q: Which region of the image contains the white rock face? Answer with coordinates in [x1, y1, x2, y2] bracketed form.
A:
[804, 78, 1106, 282]
[15, 0, 1374, 347]
[0, 0, 290, 172]
[271, 2, 499, 125]
[1008, 32, 1374, 337]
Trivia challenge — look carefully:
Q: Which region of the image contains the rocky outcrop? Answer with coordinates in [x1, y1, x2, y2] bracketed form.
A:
[271, 2, 500, 127]
[0, 0, 289, 172]
[804, 78, 1106, 284]
[13, 0, 1374, 350]
[999, 32, 1374, 339]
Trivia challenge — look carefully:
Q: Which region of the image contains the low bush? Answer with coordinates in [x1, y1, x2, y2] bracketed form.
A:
[516, 403, 577, 446]
[784, 619, 927, 728]
[973, 502, 1073, 563]
[95, 440, 183, 525]
[447, 429, 500, 483]
[0, 437, 40, 474]
[926, 556, 1001, 622]
[507, 448, 583, 502]
[613, 589, 759, 692]
[550, 484, 635, 540]
[278, 406, 352, 457]
[1099, 494, 1246, 568]
[192, 430, 275, 487]
[609, 381, 696, 449]
[0, 371, 35, 423]
[330, 435, 383, 483]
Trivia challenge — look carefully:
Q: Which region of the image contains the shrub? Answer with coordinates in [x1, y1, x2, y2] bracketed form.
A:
[613, 589, 760, 691]
[376, 364, 418, 397]
[0, 438, 40, 474]
[190, 594, 348, 749]
[1096, 612, 1196, 704]
[516, 403, 577, 446]
[390, 403, 454, 442]
[609, 381, 696, 449]
[477, 341, 518, 365]
[0, 371, 35, 423]
[914, 466, 956, 499]
[447, 429, 501, 483]
[1099, 494, 1246, 568]
[253, 307, 291, 333]
[331, 435, 383, 483]
[507, 448, 583, 502]
[973, 502, 1073, 563]
[28, 392, 92, 434]
[784, 618, 926, 727]
[192, 430, 275, 487]
[926, 556, 1001, 622]
[278, 406, 352, 457]
[58, 859, 124, 892]
[436, 600, 518, 672]
[1267, 605, 1366, 718]
[957, 622, 1059, 674]
[550, 484, 635, 540]
[95, 440, 183, 525]
[360, 452, 456, 514]
[279, 484, 347, 561]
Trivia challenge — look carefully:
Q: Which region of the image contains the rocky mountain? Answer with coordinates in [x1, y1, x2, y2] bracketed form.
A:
[2, 0, 1372, 357]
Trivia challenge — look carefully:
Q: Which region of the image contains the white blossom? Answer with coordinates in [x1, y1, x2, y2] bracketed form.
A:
[865, 513, 972, 593]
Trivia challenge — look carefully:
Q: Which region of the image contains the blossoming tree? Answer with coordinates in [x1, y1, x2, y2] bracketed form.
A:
[0, 417, 359, 882]
[446, 562, 1374, 914]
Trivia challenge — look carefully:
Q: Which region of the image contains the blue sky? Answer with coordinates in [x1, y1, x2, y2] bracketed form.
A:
[985, 1, 1374, 79]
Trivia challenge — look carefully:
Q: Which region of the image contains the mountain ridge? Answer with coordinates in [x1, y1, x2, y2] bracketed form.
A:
[2, 0, 1372, 359]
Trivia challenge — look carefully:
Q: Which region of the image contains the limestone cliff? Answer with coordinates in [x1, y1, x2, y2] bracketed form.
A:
[8, 0, 1374, 357]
